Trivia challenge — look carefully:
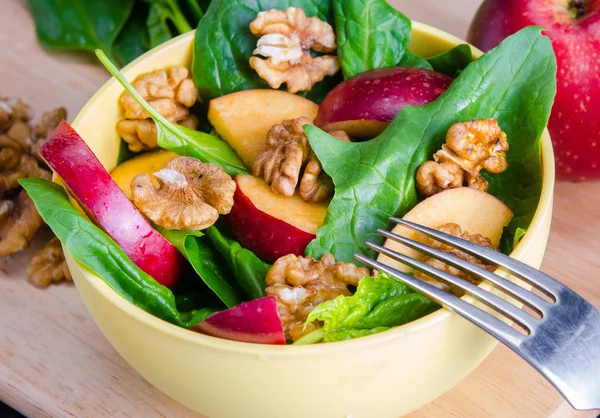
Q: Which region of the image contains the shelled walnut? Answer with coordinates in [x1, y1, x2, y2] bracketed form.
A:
[415, 223, 497, 295]
[416, 119, 509, 196]
[265, 253, 369, 341]
[27, 237, 72, 287]
[253, 117, 349, 203]
[249, 7, 340, 93]
[131, 156, 235, 230]
[117, 66, 199, 152]
[0, 97, 70, 287]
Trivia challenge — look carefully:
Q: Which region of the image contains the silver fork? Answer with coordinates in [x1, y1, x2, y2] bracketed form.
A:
[355, 217, 600, 411]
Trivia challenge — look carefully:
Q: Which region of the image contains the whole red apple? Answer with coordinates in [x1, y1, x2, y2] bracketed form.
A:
[467, 0, 600, 181]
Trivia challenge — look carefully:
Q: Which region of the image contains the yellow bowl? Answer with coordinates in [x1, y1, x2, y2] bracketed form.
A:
[67, 23, 555, 418]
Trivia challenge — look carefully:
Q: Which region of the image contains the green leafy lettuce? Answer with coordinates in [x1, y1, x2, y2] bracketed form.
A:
[305, 27, 556, 264]
[96, 49, 248, 176]
[295, 273, 438, 344]
[21, 178, 218, 327]
[426, 44, 473, 77]
[333, 0, 411, 79]
[192, 0, 335, 102]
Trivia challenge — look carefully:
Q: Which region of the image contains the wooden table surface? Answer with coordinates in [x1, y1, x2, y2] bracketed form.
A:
[1, 0, 599, 417]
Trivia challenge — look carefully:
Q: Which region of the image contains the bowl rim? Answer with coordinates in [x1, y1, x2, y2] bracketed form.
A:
[69, 21, 555, 355]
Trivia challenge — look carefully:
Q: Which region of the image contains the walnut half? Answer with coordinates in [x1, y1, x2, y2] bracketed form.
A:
[416, 119, 509, 196]
[266, 253, 370, 341]
[249, 8, 340, 93]
[253, 117, 349, 203]
[27, 237, 72, 287]
[131, 157, 235, 230]
[415, 223, 497, 295]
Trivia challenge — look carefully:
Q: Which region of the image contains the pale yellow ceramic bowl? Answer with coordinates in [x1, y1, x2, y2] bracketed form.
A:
[66, 23, 555, 418]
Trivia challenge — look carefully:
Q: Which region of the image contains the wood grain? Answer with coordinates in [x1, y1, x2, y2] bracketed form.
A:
[1, 0, 599, 417]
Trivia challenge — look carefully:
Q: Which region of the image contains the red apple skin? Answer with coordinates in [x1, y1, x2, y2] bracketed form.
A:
[227, 184, 315, 263]
[193, 296, 285, 344]
[315, 67, 453, 138]
[467, 0, 600, 181]
[39, 121, 184, 289]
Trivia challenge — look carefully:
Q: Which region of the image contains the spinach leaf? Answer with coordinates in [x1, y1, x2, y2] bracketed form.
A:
[20, 178, 218, 327]
[295, 273, 438, 344]
[116, 138, 136, 165]
[156, 226, 244, 308]
[192, 0, 334, 102]
[27, 0, 134, 64]
[113, 2, 150, 67]
[179, 0, 205, 22]
[97, 50, 248, 176]
[426, 44, 473, 77]
[333, 0, 412, 79]
[205, 227, 270, 300]
[398, 51, 433, 70]
[305, 28, 556, 263]
[145, 0, 194, 49]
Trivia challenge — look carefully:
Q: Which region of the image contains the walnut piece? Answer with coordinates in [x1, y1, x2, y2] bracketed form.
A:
[0, 190, 43, 256]
[266, 253, 369, 341]
[253, 117, 349, 202]
[31, 107, 67, 161]
[249, 7, 340, 93]
[27, 237, 72, 287]
[117, 66, 199, 152]
[415, 223, 497, 295]
[416, 119, 509, 196]
[131, 156, 235, 230]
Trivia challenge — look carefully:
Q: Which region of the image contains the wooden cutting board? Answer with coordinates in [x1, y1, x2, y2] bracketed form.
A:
[1, 0, 599, 417]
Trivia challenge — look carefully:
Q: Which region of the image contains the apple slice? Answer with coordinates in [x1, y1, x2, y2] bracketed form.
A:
[379, 187, 513, 273]
[193, 296, 285, 344]
[208, 89, 319, 168]
[111, 149, 178, 199]
[315, 67, 453, 138]
[39, 121, 184, 289]
[227, 174, 328, 262]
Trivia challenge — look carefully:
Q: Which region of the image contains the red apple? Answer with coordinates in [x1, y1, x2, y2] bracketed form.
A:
[39, 121, 184, 288]
[467, 0, 600, 181]
[227, 174, 328, 263]
[193, 296, 285, 344]
[315, 67, 453, 138]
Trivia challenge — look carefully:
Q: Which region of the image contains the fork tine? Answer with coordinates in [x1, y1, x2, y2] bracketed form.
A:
[354, 253, 526, 347]
[390, 217, 563, 298]
[366, 242, 538, 332]
[378, 228, 551, 315]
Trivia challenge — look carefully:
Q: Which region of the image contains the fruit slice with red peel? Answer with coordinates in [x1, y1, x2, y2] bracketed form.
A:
[315, 67, 453, 139]
[39, 121, 184, 289]
[193, 296, 285, 344]
[379, 187, 513, 273]
[208, 89, 319, 168]
[227, 174, 328, 262]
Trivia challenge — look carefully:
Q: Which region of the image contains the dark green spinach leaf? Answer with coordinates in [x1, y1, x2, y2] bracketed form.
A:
[305, 28, 556, 263]
[145, 0, 194, 49]
[20, 178, 218, 327]
[97, 49, 248, 176]
[192, 0, 334, 102]
[426, 44, 473, 77]
[27, 0, 135, 64]
[205, 227, 270, 300]
[295, 273, 438, 344]
[333, 0, 412, 78]
[398, 51, 433, 70]
[113, 2, 150, 67]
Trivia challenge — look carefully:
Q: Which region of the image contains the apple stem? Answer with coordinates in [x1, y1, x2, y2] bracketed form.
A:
[568, 0, 587, 18]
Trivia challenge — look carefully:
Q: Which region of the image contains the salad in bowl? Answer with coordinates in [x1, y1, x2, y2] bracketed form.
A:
[21, 0, 556, 416]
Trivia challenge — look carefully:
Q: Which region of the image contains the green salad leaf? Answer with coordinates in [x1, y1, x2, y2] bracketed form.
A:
[96, 49, 248, 176]
[192, 0, 335, 102]
[27, 0, 135, 65]
[305, 27, 556, 264]
[113, 2, 150, 67]
[295, 273, 438, 344]
[333, 0, 411, 79]
[398, 51, 433, 70]
[426, 44, 473, 77]
[146, 0, 194, 49]
[21, 178, 218, 328]
[205, 227, 270, 300]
